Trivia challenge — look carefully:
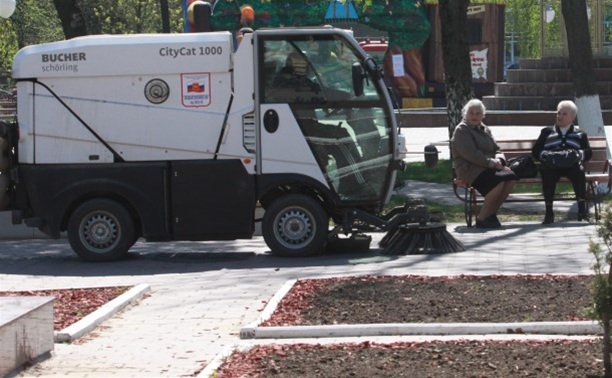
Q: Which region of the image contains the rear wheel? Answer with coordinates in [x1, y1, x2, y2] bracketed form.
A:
[262, 194, 328, 257]
[67, 199, 135, 262]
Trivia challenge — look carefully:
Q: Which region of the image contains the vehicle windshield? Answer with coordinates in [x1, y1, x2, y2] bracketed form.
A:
[261, 35, 393, 202]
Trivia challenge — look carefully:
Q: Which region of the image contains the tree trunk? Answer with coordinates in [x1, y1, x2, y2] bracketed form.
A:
[561, 0, 607, 143]
[438, 0, 474, 142]
[160, 0, 170, 33]
[136, 1, 143, 34]
[53, 0, 87, 39]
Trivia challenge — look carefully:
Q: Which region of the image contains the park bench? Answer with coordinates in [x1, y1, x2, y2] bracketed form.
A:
[452, 136, 612, 226]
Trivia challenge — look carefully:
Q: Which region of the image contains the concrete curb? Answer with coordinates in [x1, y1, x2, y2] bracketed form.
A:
[240, 321, 602, 339]
[242, 278, 297, 331]
[197, 343, 250, 378]
[54, 283, 151, 343]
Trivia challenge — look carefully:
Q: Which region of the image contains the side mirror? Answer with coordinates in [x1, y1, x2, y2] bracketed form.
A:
[352, 62, 364, 97]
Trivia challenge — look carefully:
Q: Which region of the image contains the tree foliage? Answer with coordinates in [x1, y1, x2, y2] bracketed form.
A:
[12, 0, 63, 48]
[0, 21, 19, 74]
[0, 0, 184, 80]
[0, 0, 63, 79]
[81, 0, 183, 35]
[587, 208, 612, 377]
[505, 0, 540, 58]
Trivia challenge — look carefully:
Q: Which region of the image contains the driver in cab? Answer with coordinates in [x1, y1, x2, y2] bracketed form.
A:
[270, 51, 323, 103]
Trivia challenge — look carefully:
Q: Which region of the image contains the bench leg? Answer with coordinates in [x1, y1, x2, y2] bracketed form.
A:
[463, 187, 477, 227]
[586, 181, 600, 222]
[470, 188, 478, 226]
[463, 188, 471, 227]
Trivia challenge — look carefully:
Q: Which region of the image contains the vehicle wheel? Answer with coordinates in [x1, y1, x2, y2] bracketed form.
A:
[262, 194, 328, 257]
[67, 199, 135, 262]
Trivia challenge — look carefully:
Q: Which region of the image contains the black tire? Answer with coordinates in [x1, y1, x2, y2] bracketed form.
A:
[67, 199, 135, 262]
[262, 194, 328, 257]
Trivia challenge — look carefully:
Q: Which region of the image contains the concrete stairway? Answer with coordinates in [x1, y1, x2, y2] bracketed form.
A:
[399, 57, 612, 129]
[397, 108, 612, 129]
[483, 57, 612, 111]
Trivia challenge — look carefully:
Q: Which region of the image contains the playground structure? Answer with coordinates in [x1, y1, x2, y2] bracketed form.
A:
[181, 0, 506, 109]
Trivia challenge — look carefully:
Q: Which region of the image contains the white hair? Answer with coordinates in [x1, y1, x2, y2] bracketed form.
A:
[461, 99, 486, 121]
[557, 100, 577, 116]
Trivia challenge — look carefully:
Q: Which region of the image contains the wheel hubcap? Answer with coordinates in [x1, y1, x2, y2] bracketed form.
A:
[275, 208, 314, 249]
[80, 212, 120, 252]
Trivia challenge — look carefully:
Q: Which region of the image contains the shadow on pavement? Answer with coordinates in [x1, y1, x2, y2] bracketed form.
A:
[0, 221, 596, 278]
[0, 236, 427, 277]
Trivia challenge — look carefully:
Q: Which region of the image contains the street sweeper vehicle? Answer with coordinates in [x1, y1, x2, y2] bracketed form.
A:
[0, 26, 428, 262]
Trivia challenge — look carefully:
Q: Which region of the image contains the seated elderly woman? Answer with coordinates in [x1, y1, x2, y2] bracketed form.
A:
[451, 99, 518, 229]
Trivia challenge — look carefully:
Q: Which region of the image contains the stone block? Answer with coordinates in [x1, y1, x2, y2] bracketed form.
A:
[0, 296, 55, 376]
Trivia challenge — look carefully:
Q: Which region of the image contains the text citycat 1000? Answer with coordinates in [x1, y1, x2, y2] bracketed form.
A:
[1, 27, 408, 261]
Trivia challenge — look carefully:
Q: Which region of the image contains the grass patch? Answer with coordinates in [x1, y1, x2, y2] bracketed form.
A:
[399, 160, 451, 184]
[400, 159, 584, 195]
[386, 195, 543, 223]
[391, 159, 598, 222]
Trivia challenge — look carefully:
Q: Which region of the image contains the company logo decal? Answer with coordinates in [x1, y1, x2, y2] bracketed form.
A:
[144, 79, 170, 104]
[41, 52, 86, 73]
[181, 73, 211, 107]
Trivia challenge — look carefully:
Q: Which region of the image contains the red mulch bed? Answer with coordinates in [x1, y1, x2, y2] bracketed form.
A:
[0, 287, 129, 330]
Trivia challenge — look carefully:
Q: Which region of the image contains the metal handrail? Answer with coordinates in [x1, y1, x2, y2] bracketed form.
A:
[0, 89, 15, 103]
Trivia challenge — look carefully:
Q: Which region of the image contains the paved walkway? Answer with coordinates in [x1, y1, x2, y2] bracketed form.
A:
[0, 181, 603, 377]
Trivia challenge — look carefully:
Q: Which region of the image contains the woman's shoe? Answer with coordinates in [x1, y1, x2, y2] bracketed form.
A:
[476, 217, 497, 229]
[577, 210, 590, 222]
[542, 212, 554, 225]
[488, 214, 502, 228]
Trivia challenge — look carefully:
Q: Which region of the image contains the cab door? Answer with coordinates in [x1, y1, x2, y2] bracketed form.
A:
[254, 29, 396, 203]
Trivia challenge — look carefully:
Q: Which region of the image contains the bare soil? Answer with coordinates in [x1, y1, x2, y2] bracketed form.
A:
[215, 274, 609, 377]
[264, 275, 594, 325]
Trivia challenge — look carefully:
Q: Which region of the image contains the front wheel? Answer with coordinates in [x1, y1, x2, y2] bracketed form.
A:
[67, 199, 136, 262]
[262, 194, 329, 257]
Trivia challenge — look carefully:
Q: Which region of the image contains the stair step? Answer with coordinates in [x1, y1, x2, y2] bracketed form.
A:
[396, 109, 612, 128]
[519, 57, 612, 69]
[506, 68, 612, 83]
[483, 95, 612, 111]
[495, 82, 612, 97]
